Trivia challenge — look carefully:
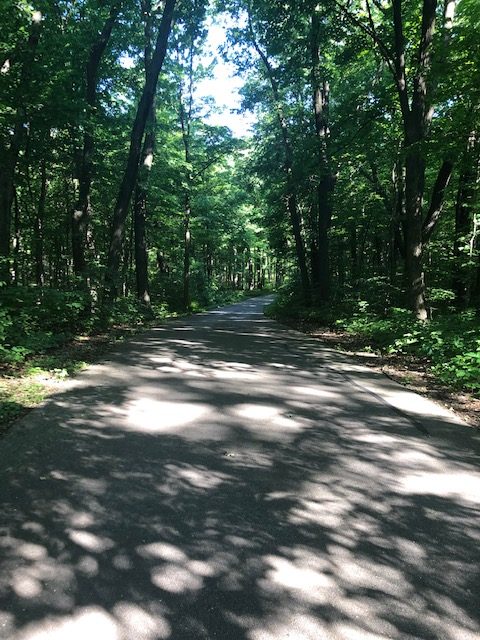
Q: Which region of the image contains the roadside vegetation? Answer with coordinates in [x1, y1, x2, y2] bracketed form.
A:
[267, 284, 480, 400]
[0, 286, 270, 431]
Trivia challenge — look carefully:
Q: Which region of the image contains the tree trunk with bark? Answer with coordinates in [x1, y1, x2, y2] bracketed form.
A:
[311, 10, 335, 302]
[12, 190, 20, 284]
[178, 34, 196, 311]
[183, 202, 192, 310]
[342, 0, 447, 318]
[34, 157, 47, 286]
[452, 130, 478, 306]
[393, 0, 438, 319]
[0, 13, 42, 284]
[134, 166, 151, 305]
[105, 0, 176, 299]
[72, 3, 119, 278]
[133, 1, 156, 307]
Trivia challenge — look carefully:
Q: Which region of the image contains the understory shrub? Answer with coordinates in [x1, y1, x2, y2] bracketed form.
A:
[266, 285, 480, 395]
[335, 305, 479, 393]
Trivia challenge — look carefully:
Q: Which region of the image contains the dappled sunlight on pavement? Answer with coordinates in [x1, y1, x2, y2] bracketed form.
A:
[0, 297, 479, 639]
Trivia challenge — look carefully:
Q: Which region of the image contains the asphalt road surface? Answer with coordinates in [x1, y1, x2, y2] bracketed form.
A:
[0, 296, 479, 640]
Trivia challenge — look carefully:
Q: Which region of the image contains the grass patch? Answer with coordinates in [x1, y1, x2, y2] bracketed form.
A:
[0, 379, 48, 432]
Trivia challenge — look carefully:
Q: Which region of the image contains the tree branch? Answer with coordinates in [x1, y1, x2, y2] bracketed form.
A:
[392, 0, 411, 124]
[422, 159, 454, 243]
[333, 0, 396, 80]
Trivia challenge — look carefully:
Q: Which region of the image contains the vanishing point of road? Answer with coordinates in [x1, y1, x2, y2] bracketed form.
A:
[0, 296, 479, 640]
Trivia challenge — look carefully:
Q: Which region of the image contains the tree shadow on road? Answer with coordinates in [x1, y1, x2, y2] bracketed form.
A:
[0, 299, 479, 639]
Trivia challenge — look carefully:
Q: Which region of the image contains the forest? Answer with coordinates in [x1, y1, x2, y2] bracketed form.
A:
[0, 0, 479, 425]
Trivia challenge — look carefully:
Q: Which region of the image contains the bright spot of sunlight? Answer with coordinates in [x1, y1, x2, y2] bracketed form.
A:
[233, 404, 304, 439]
[77, 555, 99, 577]
[15, 606, 119, 640]
[212, 368, 258, 381]
[187, 559, 217, 577]
[67, 530, 115, 553]
[347, 371, 463, 422]
[336, 557, 407, 596]
[235, 404, 279, 420]
[151, 564, 203, 594]
[127, 399, 208, 433]
[333, 623, 393, 640]
[439, 621, 480, 640]
[137, 542, 188, 563]
[17, 543, 47, 561]
[384, 388, 456, 418]
[248, 611, 329, 640]
[112, 602, 171, 640]
[291, 386, 338, 399]
[69, 512, 96, 528]
[400, 471, 480, 503]
[262, 555, 338, 605]
[268, 362, 296, 370]
[168, 464, 232, 489]
[12, 574, 42, 599]
[166, 339, 200, 347]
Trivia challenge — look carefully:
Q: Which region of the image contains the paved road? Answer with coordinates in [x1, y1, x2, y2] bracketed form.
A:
[0, 296, 479, 640]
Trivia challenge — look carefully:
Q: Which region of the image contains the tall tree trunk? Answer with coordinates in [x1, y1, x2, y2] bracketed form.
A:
[12, 190, 20, 284]
[105, 0, 176, 299]
[183, 200, 192, 310]
[311, 9, 334, 302]
[248, 8, 310, 302]
[34, 157, 47, 286]
[474, 248, 480, 311]
[72, 3, 119, 278]
[342, 0, 443, 317]
[179, 35, 195, 311]
[452, 129, 478, 306]
[403, 146, 427, 316]
[0, 12, 42, 284]
[392, 0, 438, 318]
[133, 1, 156, 306]
[389, 153, 405, 286]
[134, 157, 152, 305]
[349, 225, 358, 285]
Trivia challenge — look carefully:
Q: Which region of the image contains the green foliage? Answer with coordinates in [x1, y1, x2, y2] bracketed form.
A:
[104, 296, 162, 327]
[0, 288, 90, 364]
[337, 307, 480, 394]
[265, 283, 340, 326]
[268, 285, 480, 396]
[433, 347, 480, 392]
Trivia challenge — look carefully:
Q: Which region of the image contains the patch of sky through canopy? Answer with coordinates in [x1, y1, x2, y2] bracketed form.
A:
[119, 13, 255, 138]
[195, 14, 256, 139]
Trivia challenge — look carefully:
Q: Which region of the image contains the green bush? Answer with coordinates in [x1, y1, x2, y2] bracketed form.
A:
[266, 285, 479, 396]
[337, 306, 480, 394]
[432, 342, 480, 393]
[0, 287, 90, 365]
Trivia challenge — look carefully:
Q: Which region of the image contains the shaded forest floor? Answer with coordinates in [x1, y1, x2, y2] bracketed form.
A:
[281, 317, 480, 429]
